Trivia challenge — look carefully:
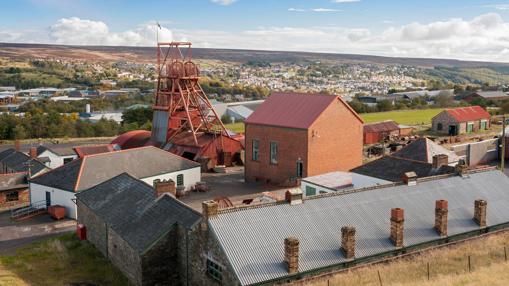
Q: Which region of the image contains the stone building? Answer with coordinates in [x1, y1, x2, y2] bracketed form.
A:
[0, 172, 29, 211]
[431, 106, 490, 135]
[244, 92, 364, 185]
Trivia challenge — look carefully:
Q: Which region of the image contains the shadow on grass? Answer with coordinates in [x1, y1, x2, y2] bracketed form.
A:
[0, 233, 130, 286]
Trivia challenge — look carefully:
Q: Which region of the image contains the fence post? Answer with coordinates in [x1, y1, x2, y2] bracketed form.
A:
[427, 262, 430, 280]
[505, 246, 507, 262]
[377, 270, 383, 286]
[468, 255, 471, 273]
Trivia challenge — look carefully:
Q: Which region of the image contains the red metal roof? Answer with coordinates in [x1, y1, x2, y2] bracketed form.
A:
[111, 130, 153, 149]
[444, 106, 490, 122]
[74, 144, 116, 158]
[363, 120, 400, 133]
[245, 92, 362, 129]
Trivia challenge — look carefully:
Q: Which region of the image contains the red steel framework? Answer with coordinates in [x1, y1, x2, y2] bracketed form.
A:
[153, 42, 230, 146]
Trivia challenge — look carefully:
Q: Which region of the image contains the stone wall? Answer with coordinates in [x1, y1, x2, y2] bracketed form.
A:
[76, 200, 108, 256]
[141, 227, 180, 285]
[108, 228, 143, 286]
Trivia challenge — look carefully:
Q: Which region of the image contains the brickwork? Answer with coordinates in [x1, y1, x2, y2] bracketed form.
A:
[284, 237, 300, 274]
[202, 200, 218, 219]
[390, 208, 404, 247]
[432, 154, 449, 169]
[474, 199, 487, 227]
[0, 188, 29, 211]
[245, 98, 363, 184]
[153, 178, 176, 197]
[341, 226, 356, 259]
[434, 200, 448, 236]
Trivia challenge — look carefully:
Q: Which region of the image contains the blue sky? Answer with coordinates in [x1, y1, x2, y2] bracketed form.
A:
[2, 0, 509, 61]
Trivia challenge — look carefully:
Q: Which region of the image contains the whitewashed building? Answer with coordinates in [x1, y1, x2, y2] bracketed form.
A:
[36, 145, 78, 169]
[301, 171, 391, 197]
[30, 147, 201, 219]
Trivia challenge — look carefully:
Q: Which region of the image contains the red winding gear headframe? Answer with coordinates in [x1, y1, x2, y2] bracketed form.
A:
[151, 41, 231, 147]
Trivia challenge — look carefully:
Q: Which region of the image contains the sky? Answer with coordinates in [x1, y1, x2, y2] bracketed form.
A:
[2, 0, 509, 62]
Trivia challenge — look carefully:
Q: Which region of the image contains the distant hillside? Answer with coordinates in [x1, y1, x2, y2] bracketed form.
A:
[1, 42, 509, 68]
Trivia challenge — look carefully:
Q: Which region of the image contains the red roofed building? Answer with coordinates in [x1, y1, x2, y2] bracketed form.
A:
[363, 120, 401, 144]
[431, 106, 491, 135]
[244, 92, 364, 185]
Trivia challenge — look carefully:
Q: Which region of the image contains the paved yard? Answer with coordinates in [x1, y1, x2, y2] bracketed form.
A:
[181, 167, 292, 211]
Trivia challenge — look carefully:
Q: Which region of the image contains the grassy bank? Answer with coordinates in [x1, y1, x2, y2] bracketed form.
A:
[361, 108, 443, 125]
[304, 230, 509, 286]
[0, 233, 128, 285]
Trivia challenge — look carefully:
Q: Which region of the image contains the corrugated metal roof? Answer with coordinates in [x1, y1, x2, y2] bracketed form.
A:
[245, 92, 362, 129]
[209, 170, 509, 285]
[363, 120, 400, 133]
[444, 106, 490, 122]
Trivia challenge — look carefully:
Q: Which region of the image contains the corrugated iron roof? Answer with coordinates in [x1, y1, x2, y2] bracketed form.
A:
[444, 106, 490, 122]
[209, 170, 509, 285]
[245, 92, 362, 129]
[363, 120, 400, 133]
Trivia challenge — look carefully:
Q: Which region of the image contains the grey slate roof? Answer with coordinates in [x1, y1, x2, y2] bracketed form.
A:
[392, 138, 460, 164]
[209, 170, 509, 286]
[351, 155, 455, 182]
[30, 146, 200, 192]
[77, 173, 201, 253]
[36, 145, 76, 156]
[0, 148, 48, 175]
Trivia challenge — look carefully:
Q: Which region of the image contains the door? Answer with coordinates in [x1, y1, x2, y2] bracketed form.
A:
[448, 125, 457, 136]
[45, 191, 51, 207]
[296, 160, 303, 178]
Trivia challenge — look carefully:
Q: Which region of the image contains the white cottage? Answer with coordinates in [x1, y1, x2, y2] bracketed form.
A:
[30, 146, 201, 219]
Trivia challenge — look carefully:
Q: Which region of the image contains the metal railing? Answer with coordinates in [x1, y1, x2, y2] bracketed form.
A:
[10, 200, 47, 220]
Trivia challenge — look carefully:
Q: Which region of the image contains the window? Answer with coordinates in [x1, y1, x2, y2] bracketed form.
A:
[305, 186, 316, 197]
[437, 123, 443, 131]
[480, 120, 487, 130]
[270, 141, 278, 164]
[176, 174, 184, 186]
[63, 157, 74, 164]
[296, 160, 303, 178]
[6, 191, 19, 202]
[252, 139, 259, 161]
[206, 258, 223, 282]
[467, 122, 474, 133]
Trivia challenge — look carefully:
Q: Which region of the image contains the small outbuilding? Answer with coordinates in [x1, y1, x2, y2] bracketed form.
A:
[363, 120, 401, 144]
[431, 106, 490, 135]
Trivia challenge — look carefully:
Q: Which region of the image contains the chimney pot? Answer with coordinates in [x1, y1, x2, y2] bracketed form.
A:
[390, 208, 404, 247]
[341, 226, 356, 259]
[402, 172, 417, 186]
[434, 200, 448, 236]
[29, 147, 37, 159]
[286, 189, 303, 205]
[474, 199, 487, 227]
[284, 237, 299, 274]
[14, 140, 21, 152]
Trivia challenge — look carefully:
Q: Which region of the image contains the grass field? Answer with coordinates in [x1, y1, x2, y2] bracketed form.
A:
[224, 108, 444, 133]
[0, 233, 128, 285]
[305, 230, 509, 286]
[361, 108, 443, 125]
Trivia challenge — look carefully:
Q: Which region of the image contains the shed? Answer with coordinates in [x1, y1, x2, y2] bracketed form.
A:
[363, 120, 400, 144]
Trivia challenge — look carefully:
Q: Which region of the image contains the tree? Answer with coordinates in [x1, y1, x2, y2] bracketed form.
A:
[434, 92, 454, 108]
[13, 125, 27, 140]
[501, 101, 509, 115]
[377, 100, 394, 112]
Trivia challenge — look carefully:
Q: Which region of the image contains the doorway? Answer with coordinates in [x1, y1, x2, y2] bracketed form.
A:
[296, 160, 303, 178]
[45, 191, 51, 207]
[448, 125, 457, 136]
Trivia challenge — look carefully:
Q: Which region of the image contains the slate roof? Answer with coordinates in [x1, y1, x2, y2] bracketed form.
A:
[392, 138, 460, 164]
[30, 146, 200, 192]
[77, 173, 201, 253]
[0, 149, 48, 175]
[363, 120, 400, 133]
[441, 106, 490, 122]
[209, 169, 509, 285]
[36, 145, 76, 156]
[351, 155, 455, 182]
[0, 172, 28, 191]
[245, 92, 363, 129]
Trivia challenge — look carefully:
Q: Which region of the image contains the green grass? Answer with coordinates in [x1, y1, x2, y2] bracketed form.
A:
[0, 233, 129, 286]
[225, 122, 245, 133]
[361, 108, 443, 125]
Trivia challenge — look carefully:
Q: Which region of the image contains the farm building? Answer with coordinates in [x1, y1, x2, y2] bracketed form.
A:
[431, 106, 490, 135]
[36, 145, 78, 169]
[363, 120, 400, 144]
[300, 171, 390, 197]
[244, 92, 364, 185]
[76, 173, 202, 286]
[30, 146, 201, 219]
[463, 91, 509, 102]
[0, 172, 29, 211]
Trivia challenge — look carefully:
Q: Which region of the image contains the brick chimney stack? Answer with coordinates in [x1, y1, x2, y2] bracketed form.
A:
[390, 208, 404, 247]
[402, 172, 417, 186]
[153, 179, 176, 197]
[202, 200, 219, 219]
[284, 237, 299, 274]
[474, 199, 487, 227]
[434, 200, 448, 236]
[285, 189, 303, 205]
[29, 147, 37, 159]
[432, 154, 449, 169]
[341, 226, 356, 259]
[14, 140, 20, 152]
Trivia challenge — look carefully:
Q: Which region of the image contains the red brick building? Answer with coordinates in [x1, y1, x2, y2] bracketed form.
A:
[244, 92, 364, 185]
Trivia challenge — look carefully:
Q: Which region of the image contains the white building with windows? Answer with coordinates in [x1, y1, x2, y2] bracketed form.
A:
[301, 171, 391, 197]
[30, 147, 201, 219]
[36, 145, 78, 169]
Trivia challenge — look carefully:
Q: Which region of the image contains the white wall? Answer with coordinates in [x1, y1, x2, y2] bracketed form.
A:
[38, 150, 77, 169]
[30, 183, 77, 219]
[141, 167, 201, 192]
[300, 181, 332, 198]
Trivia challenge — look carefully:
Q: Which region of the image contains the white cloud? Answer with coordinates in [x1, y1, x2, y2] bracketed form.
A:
[288, 8, 306, 12]
[312, 8, 341, 12]
[4, 14, 509, 62]
[211, 0, 236, 6]
[485, 4, 509, 10]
